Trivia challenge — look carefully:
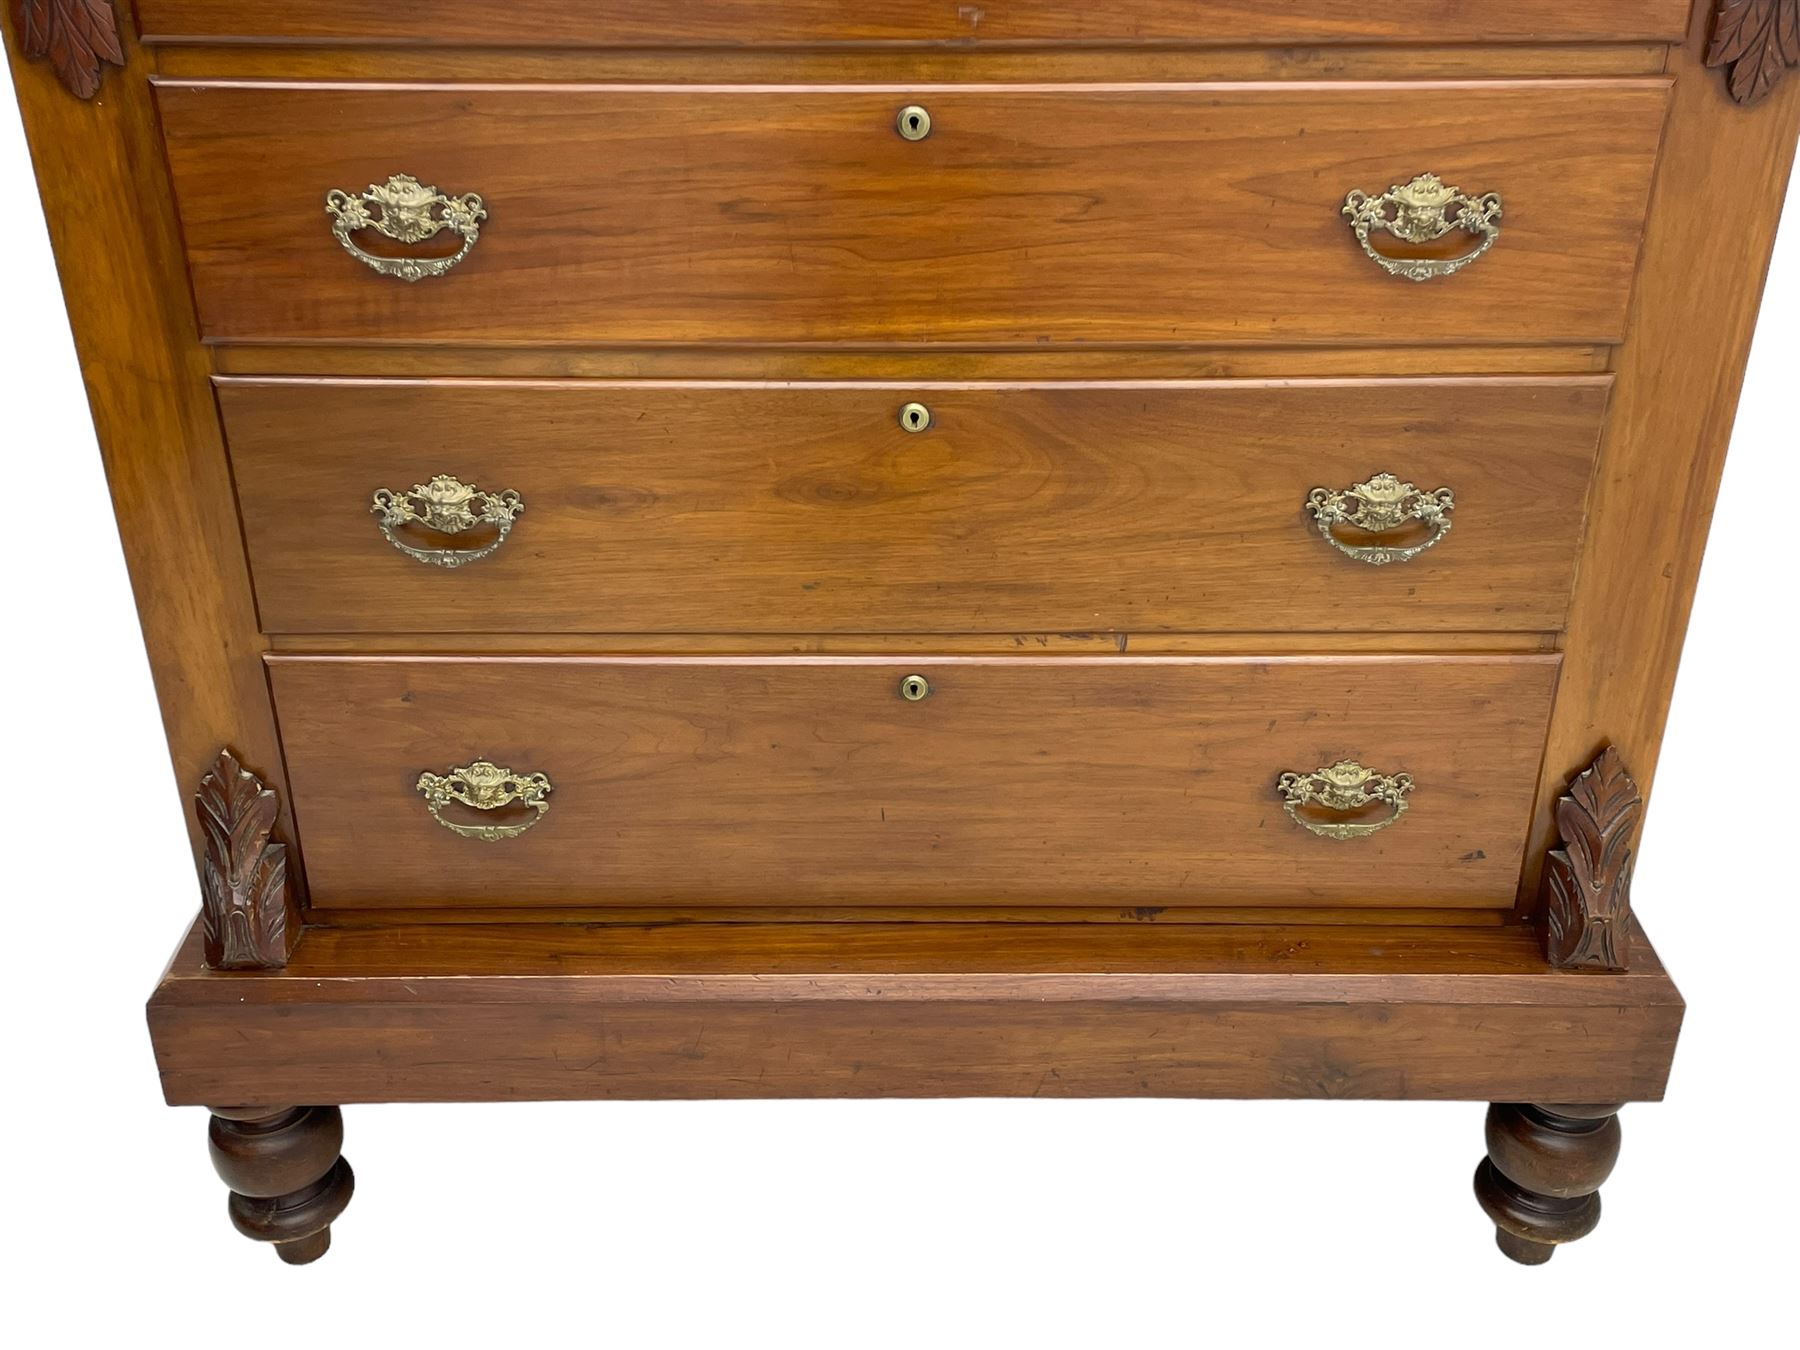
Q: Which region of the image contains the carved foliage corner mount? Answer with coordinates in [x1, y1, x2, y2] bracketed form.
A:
[1541, 747, 1643, 974]
[11, 0, 123, 100]
[1708, 0, 1800, 105]
[196, 749, 298, 971]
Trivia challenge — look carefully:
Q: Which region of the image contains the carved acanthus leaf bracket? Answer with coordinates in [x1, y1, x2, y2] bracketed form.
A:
[196, 749, 298, 971]
[1708, 0, 1800, 106]
[1540, 747, 1643, 973]
[11, 0, 123, 100]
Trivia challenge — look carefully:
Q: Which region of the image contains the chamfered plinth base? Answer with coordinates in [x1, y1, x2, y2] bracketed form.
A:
[150, 919, 1683, 1105]
[1475, 1102, 1623, 1264]
[208, 1106, 354, 1264]
[151, 918, 1679, 1264]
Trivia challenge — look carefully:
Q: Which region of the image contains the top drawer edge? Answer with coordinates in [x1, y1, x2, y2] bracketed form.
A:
[133, 2, 1696, 51]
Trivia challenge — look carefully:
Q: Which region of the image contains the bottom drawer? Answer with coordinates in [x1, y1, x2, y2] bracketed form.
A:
[268, 655, 1559, 910]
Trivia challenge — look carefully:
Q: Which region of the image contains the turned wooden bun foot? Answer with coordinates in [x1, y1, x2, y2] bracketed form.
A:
[1475, 1103, 1622, 1265]
[208, 1106, 354, 1264]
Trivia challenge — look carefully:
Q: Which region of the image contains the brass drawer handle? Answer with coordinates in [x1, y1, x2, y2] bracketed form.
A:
[1306, 473, 1455, 566]
[325, 174, 487, 282]
[1278, 761, 1414, 840]
[415, 761, 553, 840]
[1342, 174, 1502, 282]
[371, 474, 523, 568]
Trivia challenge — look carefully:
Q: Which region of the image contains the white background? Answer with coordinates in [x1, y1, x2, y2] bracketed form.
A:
[3, 58, 1794, 1349]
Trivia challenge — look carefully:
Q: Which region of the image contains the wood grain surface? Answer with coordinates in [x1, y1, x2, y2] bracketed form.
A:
[146, 919, 1685, 1105]
[210, 343, 1613, 380]
[221, 376, 1609, 635]
[1522, 9, 1800, 908]
[155, 80, 1670, 347]
[132, 0, 1694, 48]
[144, 43, 1675, 87]
[266, 654, 1559, 909]
[1, 11, 298, 865]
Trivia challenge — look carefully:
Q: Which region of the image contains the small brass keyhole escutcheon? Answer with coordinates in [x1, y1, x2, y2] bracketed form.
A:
[900, 674, 932, 702]
[899, 402, 932, 433]
[896, 105, 932, 141]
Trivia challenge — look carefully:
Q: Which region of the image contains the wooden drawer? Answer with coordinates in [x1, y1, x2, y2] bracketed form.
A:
[135, 2, 1694, 47]
[157, 81, 1668, 347]
[223, 377, 1607, 635]
[268, 655, 1560, 909]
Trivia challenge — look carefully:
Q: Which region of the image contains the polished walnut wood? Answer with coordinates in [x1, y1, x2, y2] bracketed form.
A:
[149, 921, 1683, 1106]
[267, 654, 1558, 910]
[211, 345, 1614, 381]
[1709, 0, 1800, 105]
[12, 0, 121, 98]
[155, 80, 1668, 348]
[8, 0, 1793, 1268]
[221, 376, 1608, 636]
[1522, 6, 1800, 910]
[2, 9, 298, 869]
[148, 44, 1677, 88]
[132, 1, 1694, 48]
[207, 1106, 354, 1265]
[1541, 749, 1643, 973]
[195, 749, 296, 970]
[268, 633, 1561, 658]
[1475, 1103, 1623, 1265]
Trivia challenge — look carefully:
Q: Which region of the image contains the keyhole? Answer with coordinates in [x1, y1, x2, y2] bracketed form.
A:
[899, 402, 932, 433]
[900, 675, 932, 702]
[896, 105, 932, 141]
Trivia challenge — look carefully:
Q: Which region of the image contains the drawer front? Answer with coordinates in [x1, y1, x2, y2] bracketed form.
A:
[224, 377, 1607, 634]
[136, 2, 1693, 47]
[158, 82, 1668, 347]
[269, 655, 1560, 909]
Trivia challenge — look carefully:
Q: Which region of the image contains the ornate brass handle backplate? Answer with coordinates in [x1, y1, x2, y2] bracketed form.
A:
[415, 761, 553, 840]
[371, 474, 523, 568]
[1278, 761, 1414, 840]
[1306, 473, 1455, 566]
[326, 174, 487, 282]
[1342, 174, 1502, 282]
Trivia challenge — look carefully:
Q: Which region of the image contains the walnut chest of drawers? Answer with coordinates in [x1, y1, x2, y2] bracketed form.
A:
[8, 0, 1796, 1267]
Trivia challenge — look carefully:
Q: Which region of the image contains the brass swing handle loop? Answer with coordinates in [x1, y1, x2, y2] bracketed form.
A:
[1342, 174, 1502, 282]
[1278, 760, 1414, 840]
[326, 174, 487, 282]
[1306, 473, 1455, 567]
[371, 475, 523, 569]
[415, 761, 553, 841]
